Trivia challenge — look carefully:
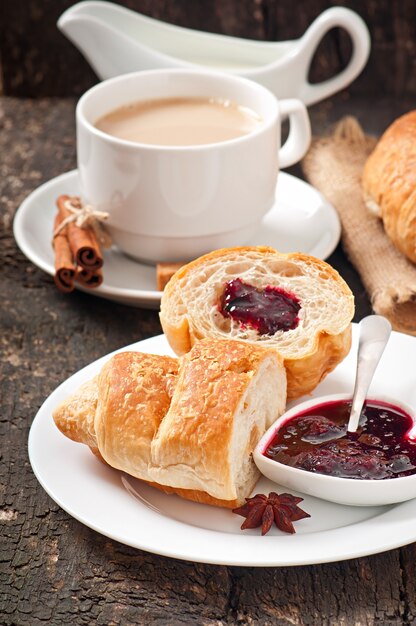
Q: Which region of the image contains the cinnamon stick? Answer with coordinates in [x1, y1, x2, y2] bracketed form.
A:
[56, 195, 103, 271]
[75, 267, 103, 289]
[52, 214, 75, 293]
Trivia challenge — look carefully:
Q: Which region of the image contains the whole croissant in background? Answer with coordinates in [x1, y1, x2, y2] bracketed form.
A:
[362, 111, 416, 264]
[160, 246, 355, 399]
[53, 339, 287, 508]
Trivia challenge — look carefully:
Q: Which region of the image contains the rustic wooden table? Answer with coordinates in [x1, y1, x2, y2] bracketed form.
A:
[1, 95, 416, 625]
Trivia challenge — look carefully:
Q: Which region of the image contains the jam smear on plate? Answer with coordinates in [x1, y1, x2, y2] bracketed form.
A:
[219, 278, 301, 335]
[265, 399, 416, 479]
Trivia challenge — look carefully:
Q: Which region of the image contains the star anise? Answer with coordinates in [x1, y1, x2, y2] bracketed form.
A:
[232, 492, 310, 535]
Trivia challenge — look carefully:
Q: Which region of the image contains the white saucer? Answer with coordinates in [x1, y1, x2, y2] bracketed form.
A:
[13, 169, 341, 309]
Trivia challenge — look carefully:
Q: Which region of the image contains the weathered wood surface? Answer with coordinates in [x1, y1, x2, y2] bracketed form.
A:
[1, 0, 416, 98]
[1, 96, 416, 625]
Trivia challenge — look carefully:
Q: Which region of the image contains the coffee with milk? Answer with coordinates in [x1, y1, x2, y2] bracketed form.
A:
[95, 97, 262, 146]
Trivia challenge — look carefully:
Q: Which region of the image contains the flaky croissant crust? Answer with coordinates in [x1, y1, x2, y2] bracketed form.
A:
[53, 339, 286, 508]
[362, 110, 416, 263]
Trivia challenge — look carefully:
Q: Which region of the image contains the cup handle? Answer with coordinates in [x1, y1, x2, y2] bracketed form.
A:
[297, 7, 370, 106]
[278, 99, 311, 169]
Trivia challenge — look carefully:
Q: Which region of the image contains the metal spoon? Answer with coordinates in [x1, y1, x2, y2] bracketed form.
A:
[347, 315, 392, 433]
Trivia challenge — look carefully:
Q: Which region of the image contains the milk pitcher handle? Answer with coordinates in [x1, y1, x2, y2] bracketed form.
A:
[297, 7, 370, 106]
[278, 99, 311, 169]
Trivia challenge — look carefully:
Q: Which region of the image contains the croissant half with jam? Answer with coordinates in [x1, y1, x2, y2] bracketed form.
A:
[53, 339, 287, 508]
[160, 246, 355, 400]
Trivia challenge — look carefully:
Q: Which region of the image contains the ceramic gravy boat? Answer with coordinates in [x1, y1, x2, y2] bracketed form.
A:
[58, 2, 370, 106]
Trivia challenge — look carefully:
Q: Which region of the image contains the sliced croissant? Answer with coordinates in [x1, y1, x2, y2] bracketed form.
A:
[53, 339, 286, 508]
[160, 246, 354, 399]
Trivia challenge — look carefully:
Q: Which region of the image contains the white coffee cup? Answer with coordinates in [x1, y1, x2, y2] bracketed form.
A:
[76, 69, 311, 263]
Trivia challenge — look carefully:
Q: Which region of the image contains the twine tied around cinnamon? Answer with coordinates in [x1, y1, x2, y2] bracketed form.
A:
[53, 196, 112, 249]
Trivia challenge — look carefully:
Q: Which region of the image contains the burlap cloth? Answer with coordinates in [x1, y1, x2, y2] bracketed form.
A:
[302, 116, 416, 336]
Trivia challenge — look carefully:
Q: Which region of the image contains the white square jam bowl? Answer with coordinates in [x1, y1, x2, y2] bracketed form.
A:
[253, 392, 416, 507]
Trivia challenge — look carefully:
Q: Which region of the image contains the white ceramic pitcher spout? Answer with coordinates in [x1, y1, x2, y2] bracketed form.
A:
[58, 2, 370, 106]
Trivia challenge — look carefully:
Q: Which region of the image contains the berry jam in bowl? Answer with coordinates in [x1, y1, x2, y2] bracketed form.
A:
[253, 393, 416, 506]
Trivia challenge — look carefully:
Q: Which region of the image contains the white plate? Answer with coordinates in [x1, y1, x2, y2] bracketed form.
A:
[29, 326, 416, 566]
[14, 169, 340, 309]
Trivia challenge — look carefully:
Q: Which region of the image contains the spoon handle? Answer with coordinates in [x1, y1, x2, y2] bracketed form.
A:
[347, 315, 392, 433]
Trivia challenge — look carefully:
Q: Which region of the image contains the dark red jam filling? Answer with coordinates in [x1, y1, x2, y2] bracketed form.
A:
[264, 399, 416, 480]
[219, 278, 301, 335]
